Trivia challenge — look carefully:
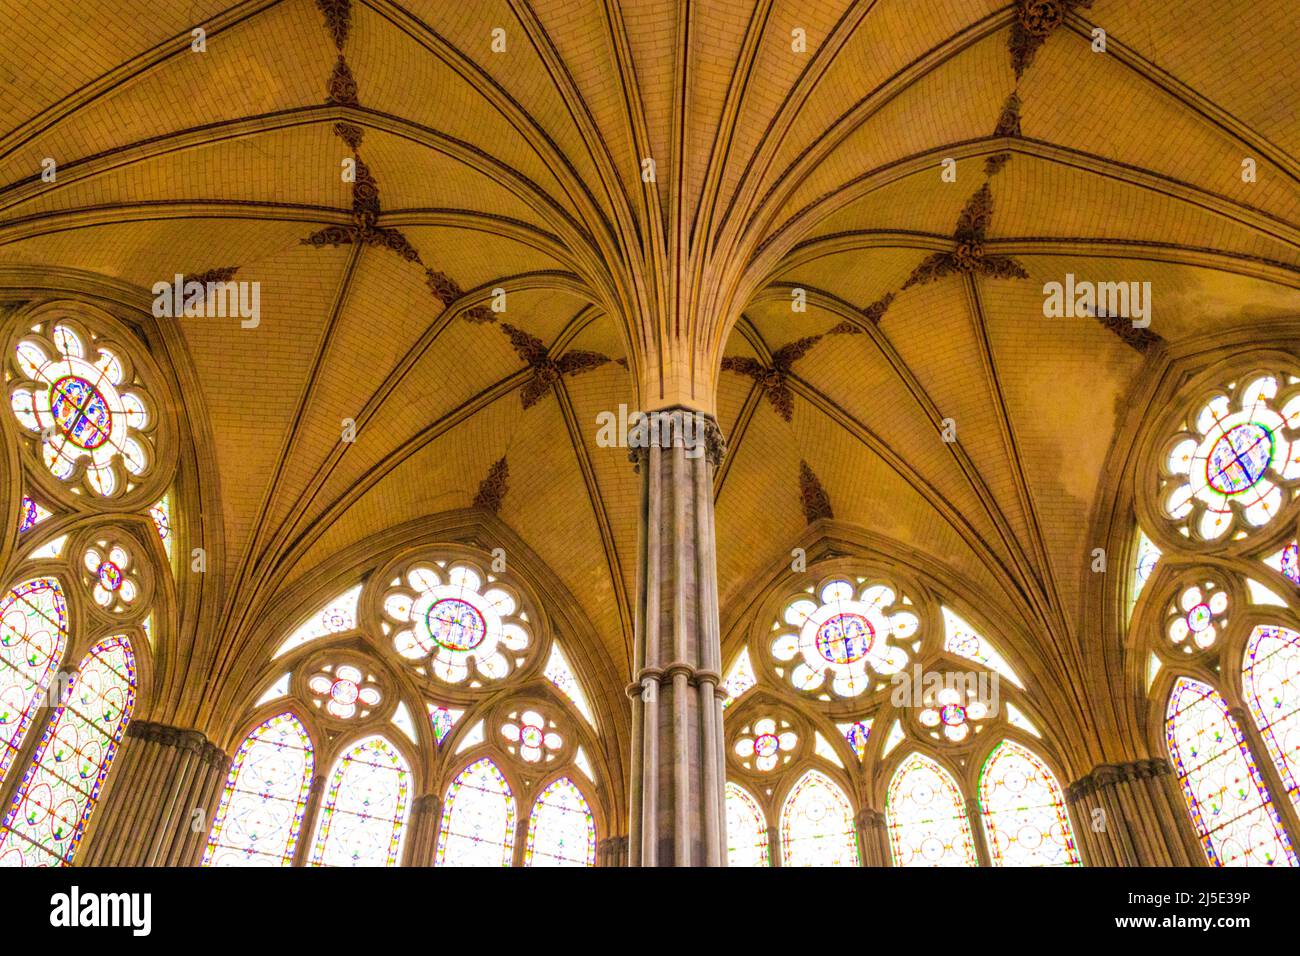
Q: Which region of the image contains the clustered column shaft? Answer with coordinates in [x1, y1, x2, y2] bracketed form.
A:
[627, 408, 727, 866]
[81, 720, 229, 867]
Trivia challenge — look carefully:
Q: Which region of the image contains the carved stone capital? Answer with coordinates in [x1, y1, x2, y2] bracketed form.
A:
[1067, 757, 1173, 802]
[627, 408, 725, 471]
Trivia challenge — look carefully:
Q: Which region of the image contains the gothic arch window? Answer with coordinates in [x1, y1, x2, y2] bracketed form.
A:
[978, 740, 1079, 867]
[308, 735, 411, 867]
[1164, 677, 1294, 867]
[524, 776, 595, 867]
[436, 757, 516, 866]
[0, 635, 136, 866]
[725, 781, 770, 867]
[0, 578, 68, 783]
[203, 713, 314, 867]
[779, 768, 858, 867]
[886, 751, 978, 867]
[1242, 625, 1300, 811]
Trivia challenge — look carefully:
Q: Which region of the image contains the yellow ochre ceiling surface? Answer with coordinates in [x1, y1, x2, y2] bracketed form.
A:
[1, 0, 1297, 729]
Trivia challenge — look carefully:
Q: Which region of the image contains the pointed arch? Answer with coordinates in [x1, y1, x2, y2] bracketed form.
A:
[1165, 677, 1295, 866]
[203, 712, 314, 867]
[978, 739, 1080, 866]
[525, 776, 595, 866]
[308, 734, 411, 867]
[0, 635, 135, 866]
[0, 578, 69, 784]
[1242, 625, 1300, 813]
[779, 768, 858, 867]
[436, 757, 516, 866]
[725, 781, 769, 867]
[886, 751, 978, 867]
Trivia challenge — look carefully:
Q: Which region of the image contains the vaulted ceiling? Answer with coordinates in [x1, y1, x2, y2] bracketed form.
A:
[2, 0, 1298, 734]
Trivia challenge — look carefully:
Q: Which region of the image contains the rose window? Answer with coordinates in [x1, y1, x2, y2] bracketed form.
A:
[771, 578, 917, 698]
[1160, 375, 1300, 541]
[501, 710, 562, 763]
[732, 717, 798, 773]
[918, 684, 992, 744]
[308, 664, 382, 720]
[9, 322, 153, 497]
[381, 561, 530, 686]
[1165, 582, 1229, 654]
[81, 543, 139, 614]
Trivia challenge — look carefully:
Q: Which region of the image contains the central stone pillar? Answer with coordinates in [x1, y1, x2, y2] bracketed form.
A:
[1066, 758, 1204, 866]
[627, 408, 727, 866]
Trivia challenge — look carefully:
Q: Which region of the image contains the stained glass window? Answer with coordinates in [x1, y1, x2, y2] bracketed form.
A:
[1263, 542, 1300, 587]
[772, 579, 916, 698]
[978, 740, 1080, 866]
[1132, 530, 1162, 605]
[543, 643, 595, 727]
[1165, 677, 1295, 866]
[726, 782, 769, 867]
[428, 703, 463, 745]
[382, 564, 530, 685]
[525, 777, 595, 867]
[0, 578, 68, 785]
[203, 713, 313, 867]
[779, 769, 858, 866]
[941, 607, 1022, 687]
[1161, 376, 1300, 541]
[148, 495, 172, 559]
[721, 647, 757, 709]
[436, 757, 516, 866]
[837, 720, 872, 761]
[886, 752, 978, 867]
[10, 324, 153, 496]
[0, 636, 135, 866]
[272, 585, 361, 658]
[308, 735, 410, 867]
[17, 496, 51, 534]
[1242, 626, 1300, 811]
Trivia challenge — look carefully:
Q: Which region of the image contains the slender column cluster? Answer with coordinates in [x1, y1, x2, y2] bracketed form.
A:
[81, 721, 229, 867]
[1066, 759, 1203, 866]
[627, 408, 727, 866]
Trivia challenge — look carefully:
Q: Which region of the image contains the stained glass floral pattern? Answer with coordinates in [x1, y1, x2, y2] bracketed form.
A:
[525, 777, 595, 866]
[1242, 626, 1300, 810]
[501, 710, 562, 764]
[772, 579, 917, 698]
[1165, 582, 1229, 654]
[779, 769, 858, 867]
[978, 740, 1080, 866]
[9, 321, 153, 497]
[82, 543, 139, 614]
[732, 716, 797, 773]
[1165, 677, 1294, 866]
[307, 663, 381, 721]
[0, 579, 68, 785]
[726, 782, 770, 866]
[308, 736, 410, 867]
[437, 758, 516, 866]
[203, 713, 314, 867]
[0, 636, 135, 867]
[383, 563, 530, 685]
[1160, 375, 1300, 541]
[886, 752, 978, 867]
[917, 683, 992, 744]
